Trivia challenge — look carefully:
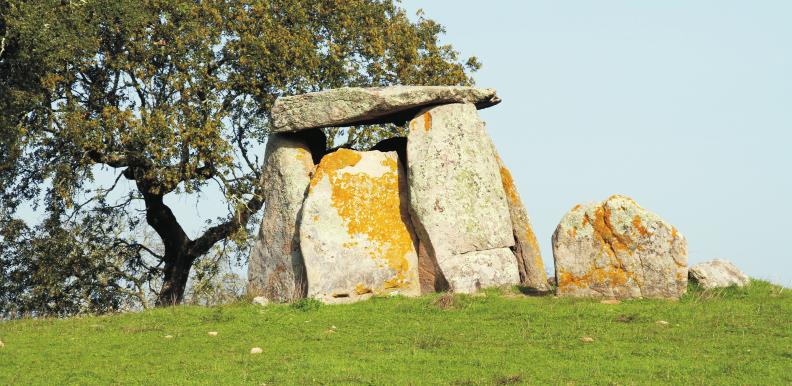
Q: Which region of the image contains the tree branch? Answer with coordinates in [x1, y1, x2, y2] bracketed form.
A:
[188, 185, 264, 258]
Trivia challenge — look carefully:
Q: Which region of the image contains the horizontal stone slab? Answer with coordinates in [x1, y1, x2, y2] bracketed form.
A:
[271, 86, 501, 133]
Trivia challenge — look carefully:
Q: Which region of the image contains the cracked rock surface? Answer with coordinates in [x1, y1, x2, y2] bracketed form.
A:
[552, 195, 688, 299]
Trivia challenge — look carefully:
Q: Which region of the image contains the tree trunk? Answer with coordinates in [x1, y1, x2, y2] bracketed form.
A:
[156, 251, 195, 306]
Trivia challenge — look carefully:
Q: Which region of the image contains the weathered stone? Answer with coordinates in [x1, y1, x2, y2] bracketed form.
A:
[417, 241, 449, 294]
[494, 152, 548, 290]
[299, 149, 421, 303]
[406, 103, 517, 293]
[407, 103, 514, 255]
[689, 259, 750, 289]
[552, 195, 688, 299]
[440, 248, 521, 294]
[271, 86, 501, 133]
[247, 131, 324, 303]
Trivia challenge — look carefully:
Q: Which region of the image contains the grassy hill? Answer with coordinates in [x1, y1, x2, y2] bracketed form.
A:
[1, 281, 790, 385]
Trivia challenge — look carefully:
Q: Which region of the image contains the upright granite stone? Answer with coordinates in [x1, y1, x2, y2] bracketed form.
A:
[271, 86, 501, 133]
[248, 131, 324, 302]
[406, 103, 518, 293]
[552, 195, 688, 299]
[299, 149, 421, 303]
[494, 152, 548, 290]
[689, 259, 750, 289]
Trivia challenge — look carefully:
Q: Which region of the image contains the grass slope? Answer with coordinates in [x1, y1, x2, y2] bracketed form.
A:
[1, 281, 790, 385]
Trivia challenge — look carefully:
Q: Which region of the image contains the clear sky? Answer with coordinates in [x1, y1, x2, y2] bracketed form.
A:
[400, 0, 792, 285]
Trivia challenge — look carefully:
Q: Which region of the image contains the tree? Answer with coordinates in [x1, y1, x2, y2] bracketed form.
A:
[0, 0, 479, 308]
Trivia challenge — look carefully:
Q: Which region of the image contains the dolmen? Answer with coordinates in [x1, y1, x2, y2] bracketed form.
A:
[248, 86, 547, 303]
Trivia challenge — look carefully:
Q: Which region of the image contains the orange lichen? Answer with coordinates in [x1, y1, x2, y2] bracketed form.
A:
[498, 165, 521, 204]
[558, 267, 633, 289]
[313, 149, 414, 290]
[309, 149, 362, 189]
[355, 283, 373, 295]
[497, 162, 545, 279]
[632, 215, 650, 237]
[592, 206, 633, 257]
[422, 112, 432, 131]
[573, 204, 583, 211]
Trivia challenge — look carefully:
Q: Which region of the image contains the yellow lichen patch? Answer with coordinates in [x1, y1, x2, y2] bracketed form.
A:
[310, 149, 362, 189]
[582, 213, 591, 226]
[558, 267, 633, 289]
[567, 228, 577, 238]
[423, 112, 432, 131]
[632, 215, 650, 237]
[319, 150, 415, 290]
[355, 283, 373, 295]
[573, 204, 583, 211]
[498, 165, 521, 204]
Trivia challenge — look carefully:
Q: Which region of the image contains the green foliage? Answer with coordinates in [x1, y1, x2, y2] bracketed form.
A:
[0, 0, 478, 309]
[0, 281, 789, 384]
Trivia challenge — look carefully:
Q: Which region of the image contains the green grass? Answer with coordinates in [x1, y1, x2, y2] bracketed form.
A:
[1, 281, 790, 385]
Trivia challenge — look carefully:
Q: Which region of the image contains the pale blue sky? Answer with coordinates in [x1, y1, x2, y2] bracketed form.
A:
[400, 0, 792, 285]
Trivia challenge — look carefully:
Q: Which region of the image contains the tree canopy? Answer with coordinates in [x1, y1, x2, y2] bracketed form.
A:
[0, 0, 479, 314]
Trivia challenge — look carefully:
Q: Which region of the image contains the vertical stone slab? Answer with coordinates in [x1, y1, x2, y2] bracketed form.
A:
[552, 195, 688, 299]
[248, 131, 324, 303]
[406, 103, 518, 293]
[494, 153, 549, 290]
[299, 149, 421, 303]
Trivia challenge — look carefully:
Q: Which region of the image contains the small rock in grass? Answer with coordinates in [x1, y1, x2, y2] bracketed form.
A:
[600, 299, 620, 305]
[164, 335, 174, 339]
[0, 339, 4, 348]
[580, 336, 595, 343]
[252, 296, 269, 306]
[250, 347, 263, 354]
[208, 331, 218, 336]
[656, 320, 669, 326]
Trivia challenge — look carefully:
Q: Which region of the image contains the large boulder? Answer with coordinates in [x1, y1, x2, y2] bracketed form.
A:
[248, 131, 324, 302]
[271, 86, 501, 133]
[494, 152, 548, 290]
[552, 195, 688, 299]
[299, 149, 421, 303]
[689, 259, 750, 289]
[406, 103, 518, 293]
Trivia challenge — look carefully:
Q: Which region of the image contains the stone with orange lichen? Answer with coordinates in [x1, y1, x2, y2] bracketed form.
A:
[248, 131, 324, 303]
[492, 147, 548, 290]
[406, 103, 518, 293]
[552, 195, 688, 299]
[299, 149, 420, 303]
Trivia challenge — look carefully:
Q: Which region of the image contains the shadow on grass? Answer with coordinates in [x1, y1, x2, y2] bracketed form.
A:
[515, 286, 554, 297]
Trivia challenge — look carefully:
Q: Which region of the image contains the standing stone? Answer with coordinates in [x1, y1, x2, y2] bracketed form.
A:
[271, 86, 501, 133]
[407, 103, 518, 293]
[299, 149, 421, 303]
[494, 152, 548, 290]
[247, 131, 324, 303]
[689, 259, 750, 289]
[552, 195, 688, 299]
